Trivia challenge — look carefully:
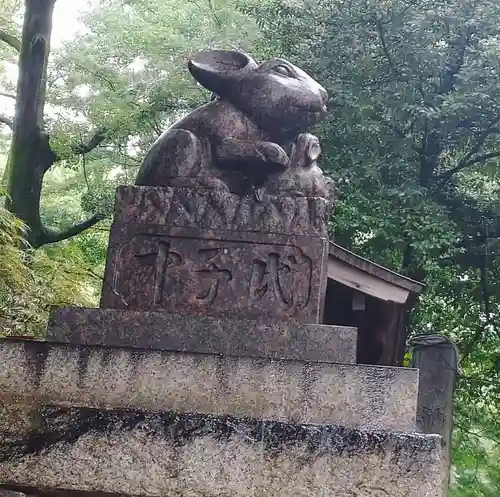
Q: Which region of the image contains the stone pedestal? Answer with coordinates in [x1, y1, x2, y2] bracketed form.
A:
[0, 338, 418, 431]
[100, 186, 330, 322]
[0, 186, 447, 497]
[102, 225, 328, 322]
[47, 307, 358, 363]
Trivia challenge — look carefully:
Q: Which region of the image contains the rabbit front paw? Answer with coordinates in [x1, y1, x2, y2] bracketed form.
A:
[255, 142, 290, 170]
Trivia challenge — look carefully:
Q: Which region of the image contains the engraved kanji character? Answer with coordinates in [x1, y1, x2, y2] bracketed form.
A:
[195, 248, 233, 305]
[249, 248, 311, 311]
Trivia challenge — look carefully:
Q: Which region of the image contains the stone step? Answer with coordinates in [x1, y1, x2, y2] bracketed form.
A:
[0, 338, 417, 432]
[46, 307, 358, 364]
[0, 406, 446, 497]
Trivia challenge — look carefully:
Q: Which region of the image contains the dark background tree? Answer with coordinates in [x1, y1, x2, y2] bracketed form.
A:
[237, 0, 500, 493]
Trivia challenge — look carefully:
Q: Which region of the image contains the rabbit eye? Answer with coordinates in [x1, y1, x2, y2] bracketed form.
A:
[274, 64, 293, 77]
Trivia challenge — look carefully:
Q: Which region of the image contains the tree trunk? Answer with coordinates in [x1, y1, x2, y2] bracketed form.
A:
[4, 0, 102, 248]
[5, 0, 56, 248]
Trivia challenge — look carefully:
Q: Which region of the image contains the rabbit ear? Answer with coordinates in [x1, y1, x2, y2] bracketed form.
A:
[188, 50, 258, 96]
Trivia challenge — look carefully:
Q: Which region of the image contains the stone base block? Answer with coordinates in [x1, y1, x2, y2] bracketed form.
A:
[0, 407, 445, 497]
[47, 307, 357, 364]
[101, 224, 329, 323]
[0, 338, 417, 431]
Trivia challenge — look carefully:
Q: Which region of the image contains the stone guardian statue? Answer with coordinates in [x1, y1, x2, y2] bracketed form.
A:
[135, 49, 333, 200]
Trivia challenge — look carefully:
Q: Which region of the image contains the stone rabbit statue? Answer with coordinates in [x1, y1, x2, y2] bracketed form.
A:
[264, 133, 335, 202]
[135, 49, 330, 197]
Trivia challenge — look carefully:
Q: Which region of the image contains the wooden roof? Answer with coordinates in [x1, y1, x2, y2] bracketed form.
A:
[327, 242, 424, 304]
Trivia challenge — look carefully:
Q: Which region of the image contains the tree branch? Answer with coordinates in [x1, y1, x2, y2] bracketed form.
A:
[190, 0, 223, 29]
[54, 129, 108, 162]
[43, 214, 104, 244]
[437, 26, 475, 95]
[0, 114, 13, 128]
[73, 129, 108, 155]
[73, 62, 117, 92]
[0, 29, 21, 52]
[0, 90, 16, 99]
[371, 16, 400, 80]
[437, 114, 500, 184]
[437, 150, 500, 183]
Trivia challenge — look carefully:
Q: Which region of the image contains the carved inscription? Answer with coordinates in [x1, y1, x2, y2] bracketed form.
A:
[109, 234, 315, 318]
[249, 249, 311, 313]
[195, 248, 233, 305]
[112, 236, 182, 308]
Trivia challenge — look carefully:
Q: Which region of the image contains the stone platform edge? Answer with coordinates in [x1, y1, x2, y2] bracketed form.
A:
[46, 307, 357, 364]
[0, 406, 445, 497]
[0, 338, 418, 431]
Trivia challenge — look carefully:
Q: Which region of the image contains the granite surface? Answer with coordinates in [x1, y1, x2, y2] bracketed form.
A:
[134, 49, 331, 200]
[0, 407, 445, 497]
[114, 185, 331, 237]
[100, 225, 329, 324]
[0, 339, 417, 431]
[47, 307, 357, 364]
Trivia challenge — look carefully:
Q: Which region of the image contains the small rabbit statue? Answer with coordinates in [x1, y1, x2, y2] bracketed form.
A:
[264, 133, 336, 202]
[135, 50, 330, 197]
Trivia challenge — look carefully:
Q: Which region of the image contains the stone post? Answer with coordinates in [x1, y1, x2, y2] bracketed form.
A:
[410, 334, 459, 494]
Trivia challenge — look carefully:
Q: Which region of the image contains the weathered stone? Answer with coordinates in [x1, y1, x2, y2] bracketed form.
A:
[264, 133, 335, 201]
[134, 50, 333, 201]
[100, 224, 329, 323]
[114, 185, 331, 237]
[0, 47, 446, 497]
[0, 406, 41, 436]
[47, 307, 357, 364]
[0, 407, 445, 497]
[411, 334, 459, 495]
[0, 339, 417, 431]
[0, 490, 26, 497]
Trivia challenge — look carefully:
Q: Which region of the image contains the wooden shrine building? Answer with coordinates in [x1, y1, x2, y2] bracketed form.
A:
[324, 243, 424, 367]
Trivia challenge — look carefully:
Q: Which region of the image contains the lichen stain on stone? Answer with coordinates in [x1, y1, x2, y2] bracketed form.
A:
[0, 407, 147, 463]
[98, 348, 114, 369]
[263, 421, 391, 459]
[299, 362, 318, 400]
[0, 406, 439, 469]
[22, 341, 49, 389]
[389, 432, 442, 464]
[129, 349, 145, 378]
[214, 355, 230, 396]
[75, 346, 92, 387]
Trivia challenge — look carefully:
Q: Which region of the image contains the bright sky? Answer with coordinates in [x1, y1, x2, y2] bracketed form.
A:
[52, 1, 89, 47]
[0, 1, 89, 117]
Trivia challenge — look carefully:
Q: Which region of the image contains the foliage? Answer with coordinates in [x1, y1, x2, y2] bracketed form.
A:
[47, 0, 263, 173]
[0, 0, 263, 330]
[237, 0, 500, 494]
[0, 186, 102, 337]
